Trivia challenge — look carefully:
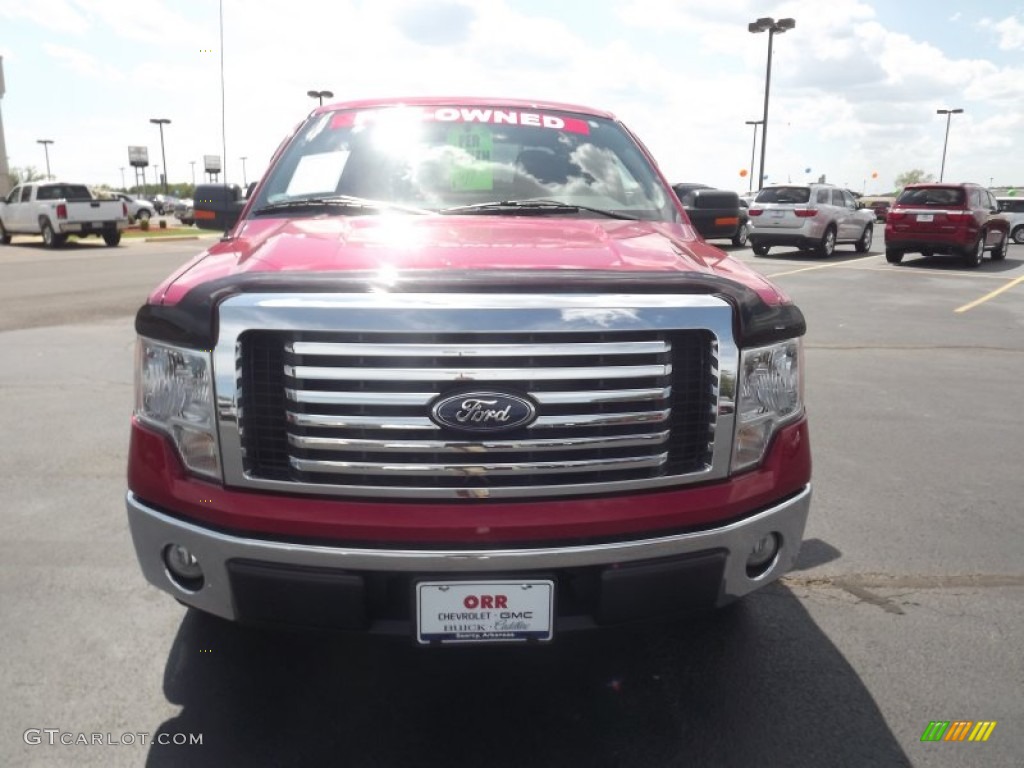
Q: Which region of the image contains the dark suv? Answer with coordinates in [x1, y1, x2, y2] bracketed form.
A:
[672, 183, 749, 246]
[884, 183, 1009, 267]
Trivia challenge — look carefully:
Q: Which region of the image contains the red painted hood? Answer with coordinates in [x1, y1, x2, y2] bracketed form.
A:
[154, 216, 788, 305]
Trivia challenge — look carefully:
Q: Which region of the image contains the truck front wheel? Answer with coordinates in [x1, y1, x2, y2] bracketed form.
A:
[0, 220, 11, 245]
[103, 231, 122, 247]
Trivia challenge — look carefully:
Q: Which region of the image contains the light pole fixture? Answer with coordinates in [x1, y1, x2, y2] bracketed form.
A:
[37, 139, 54, 179]
[936, 108, 963, 182]
[307, 89, 334, 106]
[748, 16, 796, 191]
[744, 120, 764, 193]
[240, 156, 248, 185]
[149, 118, 171, 194]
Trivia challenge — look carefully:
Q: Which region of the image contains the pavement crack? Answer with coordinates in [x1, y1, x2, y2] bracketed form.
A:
[782, 573, 1024, 590]
[833, 582, 905, 615]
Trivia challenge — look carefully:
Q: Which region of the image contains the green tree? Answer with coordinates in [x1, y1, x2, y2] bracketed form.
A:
[893, 169, 934, 191]
[7, 166, 46, 186]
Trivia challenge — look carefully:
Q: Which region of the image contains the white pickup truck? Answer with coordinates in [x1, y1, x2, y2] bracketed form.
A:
[0, 181, 129, 247]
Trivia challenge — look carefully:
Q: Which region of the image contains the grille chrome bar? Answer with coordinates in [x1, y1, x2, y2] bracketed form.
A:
[288, 430, 671, 453]
[284, 387, 671, 407]
[286, 409, 670, 430]
[285, 364, 671, 382]
[288, 340, 670, 357]
[291, 453, 668, 476]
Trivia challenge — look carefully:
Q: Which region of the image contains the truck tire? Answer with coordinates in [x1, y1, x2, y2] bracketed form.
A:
[854, 224, 873, 253]
[0, 220, 10, 245]
[1012, 225, 1024, 245]
[751, 243, 769, 256]
[962, 234, 984, 268]
[103, 231, 122, 247]
[816, 226, 836, 257]
[885, 249, 903, 264]
[40, 219, 64, 248]
[137, 209, 151, 221]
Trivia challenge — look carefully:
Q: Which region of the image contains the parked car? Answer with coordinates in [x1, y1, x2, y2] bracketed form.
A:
[671, 183, 749, 246]
[884, 183, 1009, 267]
[173, 198, 195, 225]
[996, 196, 1024, 244]
[746, 183, 875, 257]
[152, 194, 179, 215]
[114, 193, 155, 221]
[860, 196, 894, 221]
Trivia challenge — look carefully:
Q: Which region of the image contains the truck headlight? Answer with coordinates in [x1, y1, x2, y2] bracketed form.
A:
[732, 339, 802, 472]
[135, 338, 220, 479]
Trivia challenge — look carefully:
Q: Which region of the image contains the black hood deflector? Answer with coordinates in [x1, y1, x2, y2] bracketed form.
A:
[136, 270, 805, 348]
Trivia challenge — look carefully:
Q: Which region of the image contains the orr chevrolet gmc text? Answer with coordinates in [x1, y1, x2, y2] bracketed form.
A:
[126, 98, 811, 645]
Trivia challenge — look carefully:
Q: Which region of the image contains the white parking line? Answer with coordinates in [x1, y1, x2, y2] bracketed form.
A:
[762, 254, 879, 278]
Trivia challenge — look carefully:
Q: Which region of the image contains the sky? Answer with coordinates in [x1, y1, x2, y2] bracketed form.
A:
[1, 0, 1022, 195]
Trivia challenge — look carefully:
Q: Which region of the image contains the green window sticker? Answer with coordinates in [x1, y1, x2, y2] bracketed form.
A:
[447, 126, 493, 191]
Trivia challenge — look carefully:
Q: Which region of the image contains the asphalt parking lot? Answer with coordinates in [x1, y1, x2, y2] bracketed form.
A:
[1, 231, 1022, 767]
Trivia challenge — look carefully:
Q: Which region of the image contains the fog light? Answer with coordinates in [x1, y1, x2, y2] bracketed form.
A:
[745, 533, 780, 578]
[163, 543, 204, 590]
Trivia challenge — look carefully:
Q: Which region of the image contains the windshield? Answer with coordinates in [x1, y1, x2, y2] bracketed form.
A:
[250, 106, 678, 221]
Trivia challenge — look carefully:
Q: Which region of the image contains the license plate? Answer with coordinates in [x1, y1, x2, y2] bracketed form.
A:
[416, 580, 554, 645]
[770, 210, 785, 218]
[916, 214, 933, 222]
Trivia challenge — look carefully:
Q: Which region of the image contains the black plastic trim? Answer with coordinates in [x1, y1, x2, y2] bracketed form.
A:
[135, 269, 806, 349]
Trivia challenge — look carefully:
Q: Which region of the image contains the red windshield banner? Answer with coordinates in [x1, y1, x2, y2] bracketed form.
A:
[330, 108, 590, 135]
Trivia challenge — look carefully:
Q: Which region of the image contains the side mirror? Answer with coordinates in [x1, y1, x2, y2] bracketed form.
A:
[194, 183, 245, 231]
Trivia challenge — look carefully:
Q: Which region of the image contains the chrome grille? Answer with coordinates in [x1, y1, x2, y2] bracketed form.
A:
[237, 330, 716, 492]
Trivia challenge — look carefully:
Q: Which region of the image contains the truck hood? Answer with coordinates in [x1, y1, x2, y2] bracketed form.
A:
[156, 215, 786, 306]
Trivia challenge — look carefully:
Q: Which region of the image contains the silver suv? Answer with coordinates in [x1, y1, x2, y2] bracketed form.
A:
[997, 197, 1024, 244]
[747, 183, 875, 257]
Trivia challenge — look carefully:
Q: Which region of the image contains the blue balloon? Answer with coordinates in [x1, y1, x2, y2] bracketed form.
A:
[804, 167, 812, 173]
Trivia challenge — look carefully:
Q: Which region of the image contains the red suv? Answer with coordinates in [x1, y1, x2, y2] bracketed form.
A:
[884, 183, 1009, 267]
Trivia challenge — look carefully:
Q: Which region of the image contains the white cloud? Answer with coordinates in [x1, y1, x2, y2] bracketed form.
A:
[42, 43, 125, 82]
[979, 15, 1024, 50]
[0, 0, 89, 35]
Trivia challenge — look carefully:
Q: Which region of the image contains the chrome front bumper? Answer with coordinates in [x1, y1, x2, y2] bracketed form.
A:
[126, 485, 811, 624]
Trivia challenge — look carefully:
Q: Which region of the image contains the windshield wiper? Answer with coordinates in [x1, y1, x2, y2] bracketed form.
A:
[439, 199, 639, 220]
[252, 195, 431, 216]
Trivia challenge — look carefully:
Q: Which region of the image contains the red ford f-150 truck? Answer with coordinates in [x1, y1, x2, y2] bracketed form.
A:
[127, 97, 811, 645]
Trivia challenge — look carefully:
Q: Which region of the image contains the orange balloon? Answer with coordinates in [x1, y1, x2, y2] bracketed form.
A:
[871, 171, 878, 178]
[739, 169, 749, 177]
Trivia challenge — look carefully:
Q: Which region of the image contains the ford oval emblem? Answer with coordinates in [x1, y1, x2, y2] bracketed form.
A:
[430, 392, 537, 433]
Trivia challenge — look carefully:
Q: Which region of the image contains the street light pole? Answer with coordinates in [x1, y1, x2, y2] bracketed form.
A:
[748, 17, 795, 191]
[37, 139, 54, 179]
[744, 120, 763, 193]
[189, 160, 196, 186]
[119, 167, 126, 190]
[307, 89, 334, 106]
[240, 156, 248, 185]
[149, 118, 171, 194]
[936, 108, 963, 182]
